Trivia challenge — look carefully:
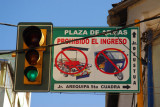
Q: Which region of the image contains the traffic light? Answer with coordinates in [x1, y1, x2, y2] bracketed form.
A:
[14, 22, 53, 92]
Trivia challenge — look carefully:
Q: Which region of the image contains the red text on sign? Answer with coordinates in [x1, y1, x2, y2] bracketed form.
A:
[100, 38, 127, 44]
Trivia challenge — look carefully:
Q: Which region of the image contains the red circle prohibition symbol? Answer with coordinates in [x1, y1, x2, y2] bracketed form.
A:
[55, 48, 88, 75]
[95, 48, 128, 75]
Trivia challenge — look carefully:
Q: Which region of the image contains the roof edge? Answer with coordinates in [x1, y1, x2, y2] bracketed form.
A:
[108, 0, 140, 15]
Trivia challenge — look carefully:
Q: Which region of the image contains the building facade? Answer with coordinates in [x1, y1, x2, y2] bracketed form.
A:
[0, 54, 31, 107]
[107, 0, 160, 107]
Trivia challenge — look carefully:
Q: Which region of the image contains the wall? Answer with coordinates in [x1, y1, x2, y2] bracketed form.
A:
[0, 88, 5, 107]
[127, 0, 160, 106]
[0, 54, 31, 107]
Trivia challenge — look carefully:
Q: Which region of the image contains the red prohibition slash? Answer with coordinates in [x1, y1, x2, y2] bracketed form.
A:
[55, 48, 88, 75]
[95, 48, 128, 75]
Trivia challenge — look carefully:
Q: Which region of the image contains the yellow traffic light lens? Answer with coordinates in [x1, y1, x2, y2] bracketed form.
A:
[24, 66, 38, 82]
[23, 26, 42, 48]
[25, 49, 39, 65]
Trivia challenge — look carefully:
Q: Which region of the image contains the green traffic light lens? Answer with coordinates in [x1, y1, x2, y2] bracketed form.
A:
[26, 70, 38, 81]
[24, 66, 38, 82]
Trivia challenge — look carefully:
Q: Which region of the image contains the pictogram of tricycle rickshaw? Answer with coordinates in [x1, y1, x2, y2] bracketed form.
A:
[55, 46, 92, 79]
[95, 49, 128, 80]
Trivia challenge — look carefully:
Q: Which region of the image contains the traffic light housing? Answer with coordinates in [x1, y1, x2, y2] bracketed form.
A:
[14, 22, 53, 92]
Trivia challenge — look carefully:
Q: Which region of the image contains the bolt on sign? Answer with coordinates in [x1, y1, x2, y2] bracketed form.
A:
[51, 27, 140, 92]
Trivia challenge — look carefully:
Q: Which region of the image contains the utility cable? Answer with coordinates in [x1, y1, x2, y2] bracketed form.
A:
[0, 23, 17, 27]
[0, 15, 160, 56]
[45, 15, 160, 48]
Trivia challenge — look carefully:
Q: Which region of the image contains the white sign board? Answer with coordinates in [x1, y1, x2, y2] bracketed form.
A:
[51, 27, 140, 92]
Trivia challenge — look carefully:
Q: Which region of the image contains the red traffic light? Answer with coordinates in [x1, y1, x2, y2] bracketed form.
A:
[23, 26, 42, 48]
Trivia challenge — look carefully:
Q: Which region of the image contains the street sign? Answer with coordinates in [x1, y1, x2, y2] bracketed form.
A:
[51, 27, 140, 92]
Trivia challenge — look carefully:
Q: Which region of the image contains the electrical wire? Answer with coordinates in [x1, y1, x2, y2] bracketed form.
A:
[131, 93, 136, 107]
[0, 15, 160, 56]
[0, 23, 17, 27]
[1, 15, 160, 106]
[1, 15, 160, 90]
[49, 15, 160, 96]
[44, 15, 160, 48]
[140, 22, 160, 52]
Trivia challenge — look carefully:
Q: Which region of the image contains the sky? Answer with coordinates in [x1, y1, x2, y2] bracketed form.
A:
[0, 0, 121, 107]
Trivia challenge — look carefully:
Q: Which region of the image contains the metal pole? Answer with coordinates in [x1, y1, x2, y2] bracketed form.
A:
[135, 19, 144, 107]
[106, 93, 119, 107]
[147, 29, 154, 107]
